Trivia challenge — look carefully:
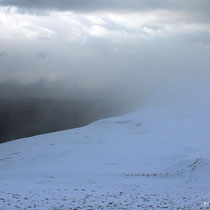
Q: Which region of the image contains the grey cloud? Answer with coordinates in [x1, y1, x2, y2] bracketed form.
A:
[37, 52, 47, 59]
[0, 4, 210, 108]
[0, 79, 83, 99]
[0, 0, 209, 14]
[1, 31, 209, 105]
[0, 51, 6, 57]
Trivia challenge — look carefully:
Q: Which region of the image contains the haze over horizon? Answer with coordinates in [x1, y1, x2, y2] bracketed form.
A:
[0, 0, 209, 106]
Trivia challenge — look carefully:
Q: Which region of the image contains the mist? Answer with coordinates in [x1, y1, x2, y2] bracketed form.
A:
[0, 1, 210, 142]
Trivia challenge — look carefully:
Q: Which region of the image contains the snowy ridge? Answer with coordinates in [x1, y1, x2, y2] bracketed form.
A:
[0, 105, 210, 209]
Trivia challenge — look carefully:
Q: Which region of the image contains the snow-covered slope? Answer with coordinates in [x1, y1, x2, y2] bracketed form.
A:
[0, 105, 210, 209]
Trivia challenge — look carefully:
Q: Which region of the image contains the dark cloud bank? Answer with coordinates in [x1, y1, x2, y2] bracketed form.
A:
[0, 0, 209, 13]
[0, 81, 142, 143]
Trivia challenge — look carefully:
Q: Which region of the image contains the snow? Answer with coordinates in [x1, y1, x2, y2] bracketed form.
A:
[0, 105, 210, 209]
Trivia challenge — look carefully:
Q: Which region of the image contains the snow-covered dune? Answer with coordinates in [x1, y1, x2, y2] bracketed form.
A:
[0, 105, 210, 209]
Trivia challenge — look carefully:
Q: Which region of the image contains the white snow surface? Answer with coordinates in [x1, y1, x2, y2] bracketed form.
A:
[0, 105, 210, 209]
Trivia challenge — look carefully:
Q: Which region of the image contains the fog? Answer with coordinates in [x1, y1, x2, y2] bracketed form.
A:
[0, 80, 143, 143]
[0, 1, 210, 142]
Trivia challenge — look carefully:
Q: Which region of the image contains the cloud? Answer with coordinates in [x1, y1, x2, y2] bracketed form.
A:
[0, 2, 210, 107]
[37, 52, 47, 59]
[0, 0, 209, 15]
[0, 51, 6, 57]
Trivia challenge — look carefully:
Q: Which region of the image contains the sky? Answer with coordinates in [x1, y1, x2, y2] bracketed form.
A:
[0, 0, 210, 105]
